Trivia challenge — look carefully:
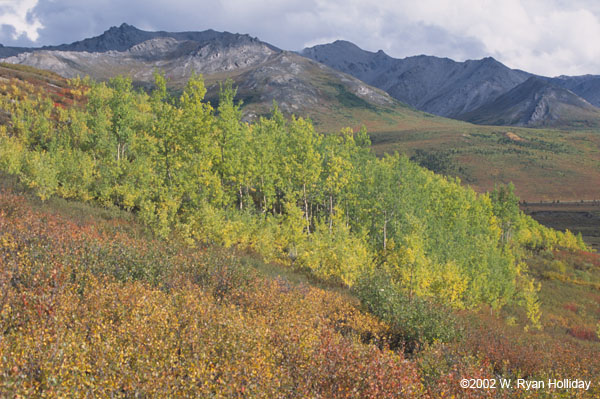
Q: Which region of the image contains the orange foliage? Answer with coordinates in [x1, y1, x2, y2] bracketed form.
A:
[0, 191, 426, 397]
[2, 190, 599, 397]
[563, 302, 579, 313]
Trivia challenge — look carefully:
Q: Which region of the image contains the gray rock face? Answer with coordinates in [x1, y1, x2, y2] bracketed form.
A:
[233, 51, 395, 113]
[545, 75, 600, 107]
[2, 28, 280, 82]
[301, 41, 532, 118]
[459, 77, 600, 127]
[0, 25, 399, 121]
[301, 40, 600, 126]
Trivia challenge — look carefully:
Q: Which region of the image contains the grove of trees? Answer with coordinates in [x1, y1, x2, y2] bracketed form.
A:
[0, 73, 587, 323]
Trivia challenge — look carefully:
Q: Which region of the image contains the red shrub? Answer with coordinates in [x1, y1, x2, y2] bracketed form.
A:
[567, 326, 599, 342]
[563, 302, 579, 313]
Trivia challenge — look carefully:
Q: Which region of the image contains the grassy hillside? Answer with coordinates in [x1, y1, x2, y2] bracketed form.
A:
[0, 64, 599, 398]
[1, 175, 599, 398]
[0, 62, 76, 126]
[365, 124, 600, 202]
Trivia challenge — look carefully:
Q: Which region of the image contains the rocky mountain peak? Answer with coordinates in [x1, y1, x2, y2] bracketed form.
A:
[459, 74, 600, 127]
[53, 23, 154, 52]
[117, 22, 136, 30]
[302, 40, 534, 118]
[101, 23, 141, 38]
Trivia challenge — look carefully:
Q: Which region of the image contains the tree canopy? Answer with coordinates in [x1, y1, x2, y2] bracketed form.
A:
[0, 73, 587, 316]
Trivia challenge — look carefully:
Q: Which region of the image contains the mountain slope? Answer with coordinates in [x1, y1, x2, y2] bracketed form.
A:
[547, 75, 600, 107]
[0, 24, 458, 132]
[0, 23, 280, 56]
[461, 77, 600, 127]
[5, 28, 600, 130]
[301, 40, 532, 118]
[1, 27, 600, 202]
[2, 33, 278, 83]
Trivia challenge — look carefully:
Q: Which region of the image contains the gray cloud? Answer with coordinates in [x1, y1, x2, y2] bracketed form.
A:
[0, 0, 43, 44]
[0, 0, 599, 76]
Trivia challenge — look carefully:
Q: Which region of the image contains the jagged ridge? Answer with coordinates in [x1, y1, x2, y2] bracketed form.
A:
[301, 40, 600, 127]
[460, 77, 600, 127]
[302, 40, 532, 118]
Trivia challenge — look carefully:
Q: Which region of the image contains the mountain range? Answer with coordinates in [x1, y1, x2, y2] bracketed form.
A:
[301, 40, 600, 127]
[1, 24, 600, 201]
[2, 24, 600, 128]
[460, 76, 600, 127]
[0, 23, 405, 130]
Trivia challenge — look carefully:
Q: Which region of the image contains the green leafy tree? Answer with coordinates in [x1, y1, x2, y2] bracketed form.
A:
[490, 183, 520, 245]
[215, 80, 255, 210]
[107, 75, 136, 162]
[282, 116, 322, 233]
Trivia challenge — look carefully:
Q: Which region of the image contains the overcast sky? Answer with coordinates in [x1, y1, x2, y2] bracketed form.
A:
[1, 0, 599, 77]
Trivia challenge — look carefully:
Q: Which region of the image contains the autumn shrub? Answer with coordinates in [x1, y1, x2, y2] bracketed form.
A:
[548, 259, 567, 275]
[462, 323, 543, 377]
[19, 150, 59, 201]
[295, 329, 426, 398]
[0, 190, 431, 398]
[563, 302, 579, 313]
[456, 312, 600, 394]
[567, 326, 599, 342]
[300, 215, 373, 286]
[354, 270, 460, 352]
[418, 350, 515, 399]
[0, 132, 24, 175]
[554, 249, 600, 269]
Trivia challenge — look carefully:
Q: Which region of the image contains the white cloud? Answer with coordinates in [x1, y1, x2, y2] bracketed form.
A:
[0, 0, 43, 41]
[285, 0, 600, 76]
[397, 0, 600, 76]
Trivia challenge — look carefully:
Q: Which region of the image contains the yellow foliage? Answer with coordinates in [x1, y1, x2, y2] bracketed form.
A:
[0, 191, 423, 397]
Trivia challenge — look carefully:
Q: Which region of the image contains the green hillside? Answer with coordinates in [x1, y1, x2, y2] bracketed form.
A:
[0, 66, 599, 397]
[365, 124, 600, 202]
[0, 70, 585, 304]
[1, 157, 599, 398]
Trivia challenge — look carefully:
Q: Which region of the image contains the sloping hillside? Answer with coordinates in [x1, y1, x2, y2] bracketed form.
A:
[0, 60, 599, 397]
[461, 77, 600, 128]
[1, 160, 599, 398]
[548, 74, 600, 107]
